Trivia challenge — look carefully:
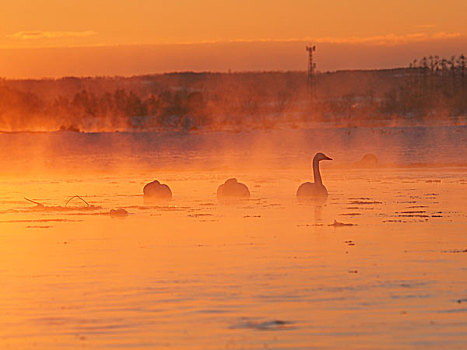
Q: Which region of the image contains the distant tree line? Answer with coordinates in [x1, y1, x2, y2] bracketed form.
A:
[0, 66, 464, 132]
[0, 72, 306, 131]
[382, 54, 467, 117]
[0, 86, 212, 131]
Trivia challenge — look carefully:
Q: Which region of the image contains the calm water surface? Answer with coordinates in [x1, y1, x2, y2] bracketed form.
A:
[0, 126, 466, 349]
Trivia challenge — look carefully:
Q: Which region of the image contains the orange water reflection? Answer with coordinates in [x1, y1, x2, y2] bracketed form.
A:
[0, 166, 466, 349]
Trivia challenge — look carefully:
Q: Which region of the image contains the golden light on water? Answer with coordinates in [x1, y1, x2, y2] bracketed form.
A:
[0, 1, 466, 348]
[0, 127, 466, 348]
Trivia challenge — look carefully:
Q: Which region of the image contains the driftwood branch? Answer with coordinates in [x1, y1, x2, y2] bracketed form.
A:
[65, 195, 90, 207]
[24, 197, 45, 207]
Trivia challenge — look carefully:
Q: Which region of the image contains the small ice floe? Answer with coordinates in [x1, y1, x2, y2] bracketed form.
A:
[396, 211, 429, 218]
[0, 219, 81, 223]
[329, 220, 356, 227]
[188, 213, 213, 218]
[349, 200, 382, 205]
[230, 318, 295, 331]
[109, 208, 129, 218]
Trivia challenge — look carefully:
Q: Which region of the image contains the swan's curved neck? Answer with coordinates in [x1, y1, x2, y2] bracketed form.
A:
[313, 158, 323, 185]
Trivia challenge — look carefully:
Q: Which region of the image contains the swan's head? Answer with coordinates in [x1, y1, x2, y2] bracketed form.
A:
[225, 178, 239, 185]
[314, 152, 332, 162]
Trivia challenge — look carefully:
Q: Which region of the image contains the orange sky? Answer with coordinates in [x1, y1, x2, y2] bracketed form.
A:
[0, 0, 466, 77]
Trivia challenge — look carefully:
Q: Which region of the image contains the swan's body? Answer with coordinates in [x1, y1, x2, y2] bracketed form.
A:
[297, 181, 328, 198]
[297, 153, 332, 201]
[143, 180, 172, 200]
[217, 178, 250, 199]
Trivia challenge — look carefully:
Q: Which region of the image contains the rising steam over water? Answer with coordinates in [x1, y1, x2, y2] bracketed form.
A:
[0, 124, 465, 349]
[0, 125, 465, 175]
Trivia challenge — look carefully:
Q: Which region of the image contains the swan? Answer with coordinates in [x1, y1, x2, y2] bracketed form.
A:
[297, 152, 332, 200]
[217, 178, 250, 199]
[143, 180, 172, 200]
[353, 153, 378, 168]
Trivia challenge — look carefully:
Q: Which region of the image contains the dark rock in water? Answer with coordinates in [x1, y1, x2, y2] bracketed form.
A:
[110, 208, 129, 217]
[329, 220, 355, 227]
[217, 178, 250, 199]
[231, 318, 294, 331]
[442, 249, 467, 254]
[143, 180, 172, 200]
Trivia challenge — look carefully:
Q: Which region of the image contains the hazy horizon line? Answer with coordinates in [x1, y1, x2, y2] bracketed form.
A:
[2, 32, 465, 50]
[1, 35, 465, 79]
[1, 66, 422, 81]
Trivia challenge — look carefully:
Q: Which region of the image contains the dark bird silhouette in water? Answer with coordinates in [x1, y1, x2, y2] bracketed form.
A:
[217, 178, 250, 199]
[143, 180, 172, 200]
[353, 153, 378, 168]
[297, 152, 332, 201]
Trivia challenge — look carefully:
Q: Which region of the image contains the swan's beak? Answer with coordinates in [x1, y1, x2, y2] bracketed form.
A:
[324, 155, 332, 161]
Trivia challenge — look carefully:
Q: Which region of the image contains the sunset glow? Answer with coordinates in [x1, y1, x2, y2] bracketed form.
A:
[0, 0, 466, 77]
[1, 2, 466, 349]
[2, 0, 467, 47]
